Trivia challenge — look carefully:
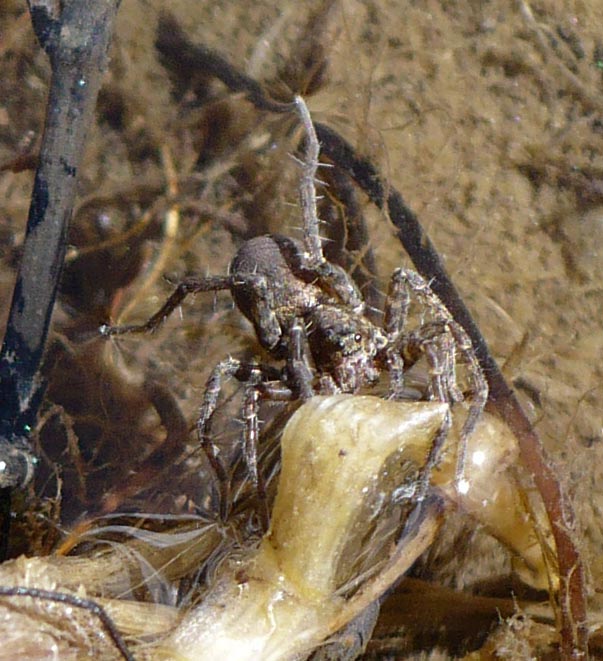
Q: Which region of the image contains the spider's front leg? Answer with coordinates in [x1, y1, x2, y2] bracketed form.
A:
[100, 268, 285, 352]
[410, 328, 455, 500]
[197, 357, 287, 522]
[99, 275, 233, 336]
[383, 268, 412, 399]
[294, 96, 364, 314]
[388, 268, 488, 494]
[286, 318, 315, 400]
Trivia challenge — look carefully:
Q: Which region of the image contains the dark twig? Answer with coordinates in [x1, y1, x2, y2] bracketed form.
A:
[0, 0, 120, 542]
[0, 2, 120, 470]
[0, 586, 134, 660]
[154, 17, 588, 658]
[156, 13, 293, 115]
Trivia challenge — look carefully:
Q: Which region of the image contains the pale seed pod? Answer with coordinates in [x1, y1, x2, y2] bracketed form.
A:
[159, 395, 448, 661]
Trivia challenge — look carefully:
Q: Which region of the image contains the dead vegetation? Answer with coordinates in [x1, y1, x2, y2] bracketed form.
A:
[1, 0, 603, 658]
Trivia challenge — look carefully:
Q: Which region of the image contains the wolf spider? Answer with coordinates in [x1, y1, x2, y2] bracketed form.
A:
[101, 97, 487, 518]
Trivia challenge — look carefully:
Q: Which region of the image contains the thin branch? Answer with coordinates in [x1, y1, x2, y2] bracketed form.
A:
[155, 12, 293, 115]
[0, 0, 120, 549]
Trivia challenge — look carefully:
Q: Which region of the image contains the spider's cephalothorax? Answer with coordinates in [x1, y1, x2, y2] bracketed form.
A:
[305, 303, 388, 392]
[102, 97, 487, 519]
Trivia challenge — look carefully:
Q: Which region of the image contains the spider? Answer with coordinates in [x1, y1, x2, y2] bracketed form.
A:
[101, 97, 487, 519]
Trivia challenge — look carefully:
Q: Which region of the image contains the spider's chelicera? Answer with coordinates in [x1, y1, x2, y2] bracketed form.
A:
[101, 97, 487, 518]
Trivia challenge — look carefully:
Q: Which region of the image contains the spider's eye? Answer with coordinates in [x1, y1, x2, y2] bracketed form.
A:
[354, 333, 362, 343]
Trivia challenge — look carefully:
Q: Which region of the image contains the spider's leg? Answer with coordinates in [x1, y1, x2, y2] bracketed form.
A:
[198, 358, 283, 521]
[410, 332, 454, 500]
[237, 272, 283, 351]
[100, 275, 233, 336]
[385, 347, 406, 400]
[383, 269, 412, 398]
[287, 318, 315, 400]
[294, 96, 321, 263]
[197, 358, 239, 520]
[294, 96, 364, 313]
[426, 324, 463, 403]
[384, 269, 411, 338]
[392, 270, 463, 401]
[242, 371, 299, 528]
[417, 414, 452, 502]
[393, 268, 488, 492]
[448, 320, 488, 488]
[0, 587, 133, 661]
[241, 383, 265, 521]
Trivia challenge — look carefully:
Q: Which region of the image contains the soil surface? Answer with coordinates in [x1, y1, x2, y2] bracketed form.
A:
[1, 1, 603, 658]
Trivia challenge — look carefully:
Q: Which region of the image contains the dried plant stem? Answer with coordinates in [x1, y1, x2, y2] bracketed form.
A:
[493, 386, 587, 658]
[0, 0, 120, 550]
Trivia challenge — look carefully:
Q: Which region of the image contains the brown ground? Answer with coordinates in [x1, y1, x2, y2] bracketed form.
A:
[1, 0, 603, 658]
